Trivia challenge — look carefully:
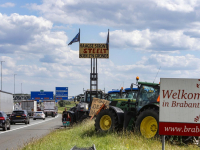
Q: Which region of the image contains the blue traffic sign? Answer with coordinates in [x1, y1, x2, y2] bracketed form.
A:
[31, 91, 53, 100]
[55, 87, 68, 100]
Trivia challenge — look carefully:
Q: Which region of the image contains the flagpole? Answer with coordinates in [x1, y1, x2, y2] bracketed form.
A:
[108, 29, 109, 50]
[79, 28, 80, 44]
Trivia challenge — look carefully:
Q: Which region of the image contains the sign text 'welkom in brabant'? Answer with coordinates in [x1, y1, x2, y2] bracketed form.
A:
[79, 43, 109, 58]
[159, 78, 200, 136]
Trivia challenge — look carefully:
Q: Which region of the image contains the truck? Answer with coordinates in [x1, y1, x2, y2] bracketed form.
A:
[0, 90, 14, 115]
[21, 100, 37, 116]
[43, 100, 57, 117]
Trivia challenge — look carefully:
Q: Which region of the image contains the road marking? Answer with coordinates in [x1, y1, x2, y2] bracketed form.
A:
[0, 115, 59, 135]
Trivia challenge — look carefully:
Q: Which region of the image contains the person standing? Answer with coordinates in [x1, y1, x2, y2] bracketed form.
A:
[62, 108, 70, 121]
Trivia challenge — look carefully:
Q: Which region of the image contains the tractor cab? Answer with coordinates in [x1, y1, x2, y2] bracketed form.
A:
[107, 89, 125, 101]
[109, 88, 139, 108]
[124, 88, 139, 100]
[80, 96, 85, 102]
[84, 90, 103, 104]
[75, 94, 84, 102]
[136, 82, 160, 111]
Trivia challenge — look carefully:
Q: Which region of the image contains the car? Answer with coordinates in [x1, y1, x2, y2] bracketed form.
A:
[0, 111, 11, 131]
[33, 111, 45, 120]
[10, 110, 30, 125]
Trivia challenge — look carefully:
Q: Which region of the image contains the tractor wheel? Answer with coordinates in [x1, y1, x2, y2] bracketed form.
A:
[95, 109, 118, 132]
[135, 108, 159, 139]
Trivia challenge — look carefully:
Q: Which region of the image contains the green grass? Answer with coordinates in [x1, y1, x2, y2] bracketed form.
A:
[58, 102, 77, 114]
[22, 119, 199, 150]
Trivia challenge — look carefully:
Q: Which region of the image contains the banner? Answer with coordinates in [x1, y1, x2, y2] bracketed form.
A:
[89, 98, 110, 117]
[79, 43, 109, 58]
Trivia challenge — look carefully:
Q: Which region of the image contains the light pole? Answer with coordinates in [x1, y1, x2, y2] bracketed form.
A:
[14, 74, 17, 94]
[1, 61, 5, 91]
[21, 83, 22, 94]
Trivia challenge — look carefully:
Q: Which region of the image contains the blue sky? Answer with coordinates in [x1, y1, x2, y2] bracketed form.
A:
[1, 0, 200, 96]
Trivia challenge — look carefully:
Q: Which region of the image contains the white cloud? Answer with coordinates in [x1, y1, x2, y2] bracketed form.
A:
[27, 0, 200, 30]
[0, 13, 53, 46]
[144, 54, 200, 69]
[154, 0, 198, 12]
[100, 29, 151, 50]
[100, 29, 200, 52]
[0, 2, 15, 8]
[101, 53, 200, 86]
[0, 13, 90, 94]
[0, 56, 16, 69]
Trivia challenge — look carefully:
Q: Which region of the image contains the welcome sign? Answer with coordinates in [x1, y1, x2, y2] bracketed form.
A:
[159, 78, 200, 136]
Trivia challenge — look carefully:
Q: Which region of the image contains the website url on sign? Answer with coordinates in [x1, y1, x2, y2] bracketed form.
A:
[159, 122, 200, 136]
[164, 126, 200, 133]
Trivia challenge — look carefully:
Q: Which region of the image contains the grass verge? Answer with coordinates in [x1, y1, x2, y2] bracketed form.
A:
[57, 102, 77, 114]
[22, 119, 199, 150]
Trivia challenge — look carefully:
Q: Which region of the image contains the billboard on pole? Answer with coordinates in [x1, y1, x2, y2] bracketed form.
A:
[159, 78, 200, 136]
[79, 43, 109, 58]
[55, 87, 68, 100]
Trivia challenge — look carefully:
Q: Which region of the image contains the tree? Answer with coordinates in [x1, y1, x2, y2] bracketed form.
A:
[58, 100, 66, 107]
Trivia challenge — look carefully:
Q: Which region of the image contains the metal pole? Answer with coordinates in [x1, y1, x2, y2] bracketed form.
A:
[93, 58, 95, 75]
[1, 61, 5, 91]
[90, 58, 92, 106]
[21, 83, 22, 94]
[14, 74, 17, 94]
[96, 58, 98, 96]
[162, 135, 165, 150]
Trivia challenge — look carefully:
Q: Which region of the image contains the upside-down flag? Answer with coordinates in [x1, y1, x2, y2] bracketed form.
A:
[68, 30, 80, 45]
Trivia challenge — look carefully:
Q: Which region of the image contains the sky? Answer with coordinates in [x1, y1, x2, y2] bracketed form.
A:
[1, 0, 200, 97]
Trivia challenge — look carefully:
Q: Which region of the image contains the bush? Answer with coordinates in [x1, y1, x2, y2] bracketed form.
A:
[58, 100, 66, 107]
[65, 101, 71, 105]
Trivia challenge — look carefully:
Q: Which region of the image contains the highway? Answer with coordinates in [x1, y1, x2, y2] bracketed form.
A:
[0, 114, 62, 150]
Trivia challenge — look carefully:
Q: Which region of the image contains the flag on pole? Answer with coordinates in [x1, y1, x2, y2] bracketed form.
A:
[106, 29, 109, 50]
[68, 30, 80, 45]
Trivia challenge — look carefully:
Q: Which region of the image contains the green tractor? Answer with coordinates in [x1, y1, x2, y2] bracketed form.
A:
[105, 89, 125, 101]
[95, 77, 160, 139]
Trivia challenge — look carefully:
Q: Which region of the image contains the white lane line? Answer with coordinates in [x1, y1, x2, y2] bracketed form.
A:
[0, 115, 59, 135]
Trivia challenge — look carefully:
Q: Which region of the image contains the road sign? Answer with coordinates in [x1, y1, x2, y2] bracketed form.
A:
[31, 91, 53, 100]
[79, 43, 109, 58]
[55, 87, 68, 100]
[159, 78, 200, 136]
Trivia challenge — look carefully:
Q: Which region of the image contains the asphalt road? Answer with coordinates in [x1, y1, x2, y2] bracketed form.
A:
[0, 114, 62, 150]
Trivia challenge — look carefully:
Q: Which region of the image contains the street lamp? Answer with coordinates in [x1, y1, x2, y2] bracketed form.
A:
[21, 83, 22, 94]
[14, 74, 17, 94]
[1, 61, 5, 91]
